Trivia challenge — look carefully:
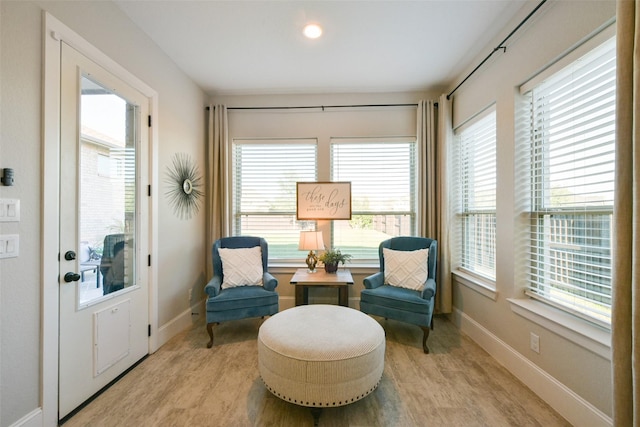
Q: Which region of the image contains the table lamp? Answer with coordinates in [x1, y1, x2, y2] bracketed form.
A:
[298, 231, 325, 273]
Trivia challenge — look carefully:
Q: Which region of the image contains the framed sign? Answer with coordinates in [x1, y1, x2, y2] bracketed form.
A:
[296, 182, 352, 220]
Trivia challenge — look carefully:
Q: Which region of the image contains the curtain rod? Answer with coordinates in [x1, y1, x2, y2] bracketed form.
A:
[446, 0, 548, 100]
[206, 103, 418, 111]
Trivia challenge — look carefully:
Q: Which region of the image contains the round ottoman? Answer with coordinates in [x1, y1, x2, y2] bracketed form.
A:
[258, 305, 385, 422]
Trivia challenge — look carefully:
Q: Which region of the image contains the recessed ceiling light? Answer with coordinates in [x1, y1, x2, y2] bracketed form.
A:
[303, 23, 323, 39]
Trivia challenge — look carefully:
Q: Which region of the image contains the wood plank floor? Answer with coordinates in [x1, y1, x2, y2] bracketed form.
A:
[63, 313, 570, 427]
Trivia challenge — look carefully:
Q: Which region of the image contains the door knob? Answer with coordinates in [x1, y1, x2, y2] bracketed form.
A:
[64, 250, 77, 261]
[64, 272, 81, 283]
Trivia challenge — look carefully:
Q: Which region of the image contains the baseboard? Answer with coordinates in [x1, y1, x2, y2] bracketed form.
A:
[156, 297, 303, 347]
[279, 296, 296, 311]
[9, 408, 41, 427]
[451, 307, 612, 427]
[156, 300, 205, 348]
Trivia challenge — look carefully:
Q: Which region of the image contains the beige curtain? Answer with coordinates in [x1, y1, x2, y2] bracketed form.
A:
[612, 1, 640, 425]
[418, 98, 452, 313]
[206, 105, 230, 278]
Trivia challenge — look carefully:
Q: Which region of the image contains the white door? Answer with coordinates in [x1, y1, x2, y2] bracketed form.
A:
[58, 42, 150, 420]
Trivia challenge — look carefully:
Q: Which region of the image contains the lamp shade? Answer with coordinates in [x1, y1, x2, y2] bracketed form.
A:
[298, 231, 325, 251]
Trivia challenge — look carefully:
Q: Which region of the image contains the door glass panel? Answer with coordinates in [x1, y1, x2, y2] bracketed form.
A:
[78, 76, 137, 305]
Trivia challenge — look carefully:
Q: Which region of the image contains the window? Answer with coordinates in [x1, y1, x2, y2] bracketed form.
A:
[521, 36, 615, 325]
[232, 139, 317, 259]
[454, 108, 497, 282]
[230, 108, 419, 263]
[331, 138, 417, 260]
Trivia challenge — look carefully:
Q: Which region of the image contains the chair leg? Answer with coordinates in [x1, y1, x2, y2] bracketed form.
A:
[206, 323, 214, 349]
[420, 326, 430, 354]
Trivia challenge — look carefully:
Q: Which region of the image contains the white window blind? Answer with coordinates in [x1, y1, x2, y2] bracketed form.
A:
[232, 139, 317, 259]
[454, 109, 497, 281]
[524, 36, 615, 325]
[331, 138, 417, 260]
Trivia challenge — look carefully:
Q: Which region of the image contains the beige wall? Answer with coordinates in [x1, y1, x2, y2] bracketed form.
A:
[0, 1, 206, 425]
[450, 0, 615, 419]
[215, 1, 617, 422]
[0, 0, 618, 425]
[0, 3, 43, 423]
[213, 91, 435, 308]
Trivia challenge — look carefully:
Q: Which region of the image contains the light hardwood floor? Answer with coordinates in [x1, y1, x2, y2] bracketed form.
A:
[63, 313, 570, 426]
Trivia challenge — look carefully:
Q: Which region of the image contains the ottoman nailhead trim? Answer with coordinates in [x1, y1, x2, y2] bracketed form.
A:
[260, 377, 383, 407]
[259, 366, 383, 407]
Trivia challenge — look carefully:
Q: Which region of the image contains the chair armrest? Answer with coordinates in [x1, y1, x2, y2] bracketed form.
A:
[263, 272, 278, 291]
[363, 272, 384, 289]
[204, 276, 222, 297]
[422, 278, 436, 300]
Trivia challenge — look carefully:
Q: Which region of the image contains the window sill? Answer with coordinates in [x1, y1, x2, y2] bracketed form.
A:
[507, 297, 611, 360]
[452, 269, 498, 301]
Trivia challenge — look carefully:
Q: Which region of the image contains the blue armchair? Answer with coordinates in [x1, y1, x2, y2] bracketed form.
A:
[360, 236, 437, 353]
[205, 236, 279, 348]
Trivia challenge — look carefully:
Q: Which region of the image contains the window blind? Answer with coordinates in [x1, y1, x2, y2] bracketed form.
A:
[330, 138, 416, 260]
[232, 140, 317, 259]
[525, 36, 615, 325]
[454, 109, 497, 281]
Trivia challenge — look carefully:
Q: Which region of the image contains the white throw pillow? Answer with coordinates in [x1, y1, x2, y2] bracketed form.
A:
[383, 247, 429, 291]
[219, 246, 264, 289]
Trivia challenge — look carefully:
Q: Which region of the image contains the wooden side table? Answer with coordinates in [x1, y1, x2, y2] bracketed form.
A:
[290, 268, 354, 307]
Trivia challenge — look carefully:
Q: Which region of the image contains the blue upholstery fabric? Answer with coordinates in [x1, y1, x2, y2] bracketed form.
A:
[360, 236, 437, 353]
[100, 233, 126, 295]
[205, 236, 279, 347]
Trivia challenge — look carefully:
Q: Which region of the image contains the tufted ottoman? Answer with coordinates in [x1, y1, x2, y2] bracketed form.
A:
[258, 304, 385, 425]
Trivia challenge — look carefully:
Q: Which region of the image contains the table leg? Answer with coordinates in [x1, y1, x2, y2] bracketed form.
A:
[338, 285, 348, 307]
[295, 286, 303, 306]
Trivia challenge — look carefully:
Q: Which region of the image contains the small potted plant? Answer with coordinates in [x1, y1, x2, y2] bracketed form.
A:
[318, 248, 352, 273]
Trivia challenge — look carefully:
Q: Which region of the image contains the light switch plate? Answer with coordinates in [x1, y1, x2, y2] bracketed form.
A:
[0, 199, 20, 222]
[0, 234, 20, 258]
[0, 234, 19, 259]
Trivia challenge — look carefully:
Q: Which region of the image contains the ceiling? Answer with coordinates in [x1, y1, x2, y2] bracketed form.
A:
[114, 0, 531, 96]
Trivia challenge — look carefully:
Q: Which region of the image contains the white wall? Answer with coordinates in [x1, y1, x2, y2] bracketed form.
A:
[0, 1, 206, 425]
[449, 0, 615, 423]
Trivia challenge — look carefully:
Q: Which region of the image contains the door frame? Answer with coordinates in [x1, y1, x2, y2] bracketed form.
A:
[42, 12, 159, 425]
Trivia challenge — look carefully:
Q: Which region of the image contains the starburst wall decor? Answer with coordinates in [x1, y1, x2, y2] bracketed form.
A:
[165, 153, 204, 220]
